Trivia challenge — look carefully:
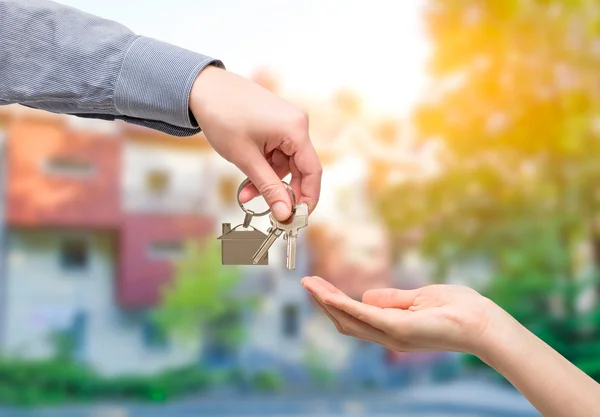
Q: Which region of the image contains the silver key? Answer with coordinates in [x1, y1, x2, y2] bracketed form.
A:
[252, 226, 283, 264]
[251, 203, 309, 268]
[277, 203, 309, 270]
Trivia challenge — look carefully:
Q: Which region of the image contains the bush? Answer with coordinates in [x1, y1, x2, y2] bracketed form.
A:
[0, 358, 213, 407]
[250, 371, 284, 393]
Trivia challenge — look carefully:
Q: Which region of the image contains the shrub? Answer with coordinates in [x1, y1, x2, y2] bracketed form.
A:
[0, 358, 212, 407]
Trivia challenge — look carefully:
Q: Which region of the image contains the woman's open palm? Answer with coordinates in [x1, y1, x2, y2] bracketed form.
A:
[302, 276, 498, 356]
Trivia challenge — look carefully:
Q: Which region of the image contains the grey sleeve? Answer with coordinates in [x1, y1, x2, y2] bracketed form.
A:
[0, 0, 224, 137]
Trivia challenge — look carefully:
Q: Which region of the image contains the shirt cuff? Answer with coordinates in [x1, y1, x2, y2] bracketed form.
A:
[114, 36, 224, 129]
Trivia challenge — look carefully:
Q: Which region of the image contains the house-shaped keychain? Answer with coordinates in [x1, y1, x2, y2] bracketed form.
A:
[218, 223, 269, 265]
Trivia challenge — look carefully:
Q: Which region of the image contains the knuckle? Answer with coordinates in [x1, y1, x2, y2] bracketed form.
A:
[384, 288, 399, 300]
[294, 108, 309, 127]
[314, 162, 324, 176]
[287, 108, 309, 134]
[280, 108, 310, 154]
[338, 324, 351, 336]
[258, 182, 280, 201]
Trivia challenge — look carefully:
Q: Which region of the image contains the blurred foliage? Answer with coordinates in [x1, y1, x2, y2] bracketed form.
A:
[379, 0, 600, 378]
[249, 371, 284, 393]
[0, 358, 214, 407]
[48, 329, 78, 362]
[155, 240, 258, 349]
[303, 345, 337, 389]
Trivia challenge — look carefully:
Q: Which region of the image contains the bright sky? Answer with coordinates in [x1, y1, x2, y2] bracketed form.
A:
[59, 0, 431, 117]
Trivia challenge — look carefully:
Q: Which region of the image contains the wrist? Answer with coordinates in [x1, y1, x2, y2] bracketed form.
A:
[470, 298, 529, 366]
[189, 65, 226, 128]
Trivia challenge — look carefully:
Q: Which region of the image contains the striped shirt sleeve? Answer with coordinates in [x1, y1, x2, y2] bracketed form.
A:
[0, 0, 224, 137]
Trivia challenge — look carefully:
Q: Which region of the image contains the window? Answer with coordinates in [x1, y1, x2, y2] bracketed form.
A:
[60, 238, 89, 271]
[218, 177, 237, 205]
[282, 304, 299, 338]
[142, 318, 169, 350]
[145, 170, 170, 194]
[44, 157, 94, 178]
[148, 242, 184, 261]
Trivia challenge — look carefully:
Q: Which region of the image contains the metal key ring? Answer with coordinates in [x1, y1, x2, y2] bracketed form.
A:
[236, 178, 296, 217]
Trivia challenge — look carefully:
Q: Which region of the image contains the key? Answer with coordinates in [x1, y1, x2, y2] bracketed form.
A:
[252, 203, 309, 268]
[252, 225, 283, 264]
[280, 203, 309, 270]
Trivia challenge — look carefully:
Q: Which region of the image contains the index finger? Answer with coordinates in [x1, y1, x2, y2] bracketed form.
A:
[302, 276, 391, 331]
[322, 291, 393, 332]
[292, 137, 322, 214]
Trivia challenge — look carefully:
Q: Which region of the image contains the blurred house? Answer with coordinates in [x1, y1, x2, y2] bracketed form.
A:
[0, 107, 225, 374]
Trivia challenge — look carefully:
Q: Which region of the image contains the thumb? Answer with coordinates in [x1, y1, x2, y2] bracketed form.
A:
[242, 150, 293, 221]
[362, 288, 420, 310]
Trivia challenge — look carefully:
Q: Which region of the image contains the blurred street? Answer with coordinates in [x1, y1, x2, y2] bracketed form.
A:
[0, 379, 539, 417]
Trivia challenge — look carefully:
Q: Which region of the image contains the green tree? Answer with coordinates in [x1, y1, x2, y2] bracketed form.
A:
[379, 0, 600, 377]
[154, 240, 257, 350]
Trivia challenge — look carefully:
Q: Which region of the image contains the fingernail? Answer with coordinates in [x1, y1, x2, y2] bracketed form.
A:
[321, 297, 332, 306]
[272, 201, 289, 221]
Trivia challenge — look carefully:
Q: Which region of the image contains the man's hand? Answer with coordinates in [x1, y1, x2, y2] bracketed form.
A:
[190, 66, 322, 221]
